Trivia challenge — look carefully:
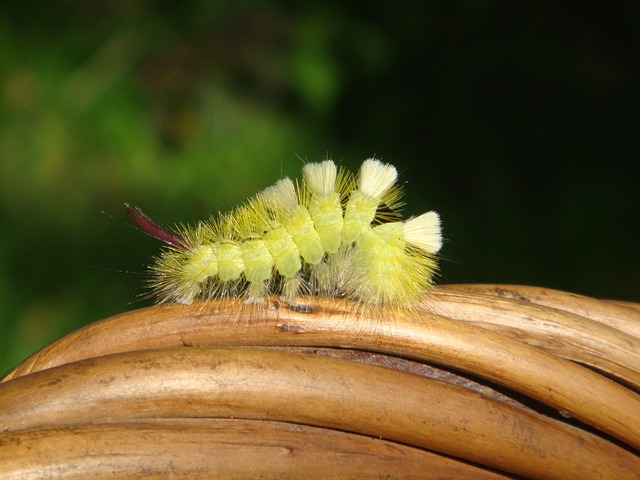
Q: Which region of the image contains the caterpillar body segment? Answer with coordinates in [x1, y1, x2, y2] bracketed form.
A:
[128, 158, 442, 307]
[303, 160, 345, 255]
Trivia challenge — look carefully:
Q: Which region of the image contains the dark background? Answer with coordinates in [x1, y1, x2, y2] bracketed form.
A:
[1, 1, 638, 374]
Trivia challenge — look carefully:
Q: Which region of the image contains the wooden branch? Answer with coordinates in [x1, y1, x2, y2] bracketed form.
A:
[424, 287, 640, 389]
[1, 284, 638, 478]
[1, 348, 638, 479]
[0, 419, 517, 479]
[438, 284, 640, 337]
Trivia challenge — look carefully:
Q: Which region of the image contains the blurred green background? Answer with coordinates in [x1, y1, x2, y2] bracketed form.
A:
[1, 2, 638, 375]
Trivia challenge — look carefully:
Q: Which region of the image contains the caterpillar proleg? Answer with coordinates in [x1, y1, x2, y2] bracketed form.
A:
[126, 158, 442, 308]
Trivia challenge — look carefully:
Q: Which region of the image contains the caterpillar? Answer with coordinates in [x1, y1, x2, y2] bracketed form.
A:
[126, 158, 442, 308]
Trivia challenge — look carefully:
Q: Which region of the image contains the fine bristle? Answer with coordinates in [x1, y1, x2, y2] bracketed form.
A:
[303, 160, 337, 196]
[403, 211, 442, 254]
[259, 178, 298, 213]
[358, 158, 398, 198]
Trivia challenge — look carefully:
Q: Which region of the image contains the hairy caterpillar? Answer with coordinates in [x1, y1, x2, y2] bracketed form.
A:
[126, 158, 442, 308]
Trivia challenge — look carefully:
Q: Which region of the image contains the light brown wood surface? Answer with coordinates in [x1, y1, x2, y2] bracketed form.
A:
[1, 284, 639, 479]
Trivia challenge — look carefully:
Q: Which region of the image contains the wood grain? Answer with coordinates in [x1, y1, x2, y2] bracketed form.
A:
[1, 419, 517, 479]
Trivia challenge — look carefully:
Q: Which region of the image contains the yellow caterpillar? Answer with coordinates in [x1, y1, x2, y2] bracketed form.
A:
[126, 158, 442, 308]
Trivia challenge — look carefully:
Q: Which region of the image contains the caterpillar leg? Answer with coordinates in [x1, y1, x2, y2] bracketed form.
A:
[281, 275, 303, 305]
[244, 281, 266, 304]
